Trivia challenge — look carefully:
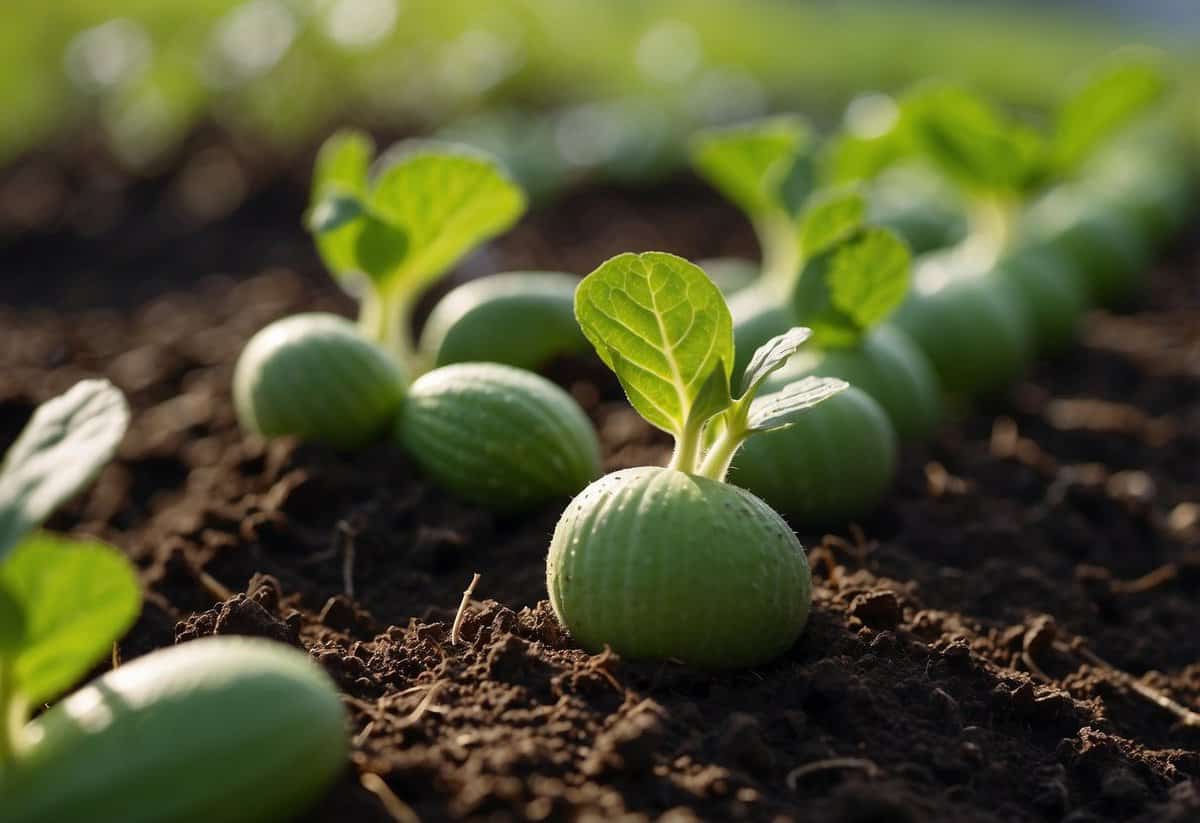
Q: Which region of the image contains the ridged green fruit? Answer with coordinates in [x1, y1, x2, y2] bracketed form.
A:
[546, 466, 811, 669]
[891, 256, 1032, 398]
[419, 272, 586, 371]
[234, 313, 406, 449]
[729, 284, 792, 376]
[2, 637, 346, 823]
[729, 387, 898, 527]
[1025, 185, 1151, 308]
[397, 363, 601, 512]
[771, 325, 941, 441]
[995, 242, 1089, 354]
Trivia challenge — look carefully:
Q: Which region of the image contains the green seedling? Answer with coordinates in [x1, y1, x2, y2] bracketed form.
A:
[419, 271, 588, 371]
[0, 382, 346, 822]
[886, 56, 1169, 378]
[396, 362, 601, 512]
[547, 252, 847, 668]
[235, 131, 527, 446]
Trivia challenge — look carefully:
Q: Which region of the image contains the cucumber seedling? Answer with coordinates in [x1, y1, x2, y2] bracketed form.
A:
[235, 131, 527, 446]
[547, 251, 847, 668]
[0, 381, 347, 823]
[887, 56, 1170, 386]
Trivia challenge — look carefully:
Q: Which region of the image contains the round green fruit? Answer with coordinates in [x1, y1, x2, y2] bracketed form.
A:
[729, 386, 898, 527]
[547, 466, 811, 669]
[771, 324, 941, 441]
[396, 362, 601, 512]
[3, 637, 346, 823]
[729, 284, 792, 375]
[233, 313, 406, 449]
[890, 256, 1033, 398]
[1025, 185, 1152, 308]
[995, 242, 1089, 354]
[419, 272, 586, 371]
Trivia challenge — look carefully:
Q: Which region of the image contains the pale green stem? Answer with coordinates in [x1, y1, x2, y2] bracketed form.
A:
[697, 404, 749, 482]
[359, 286, 420, 375]
[960, 194, 1020, 270]
[668, 418, 706, 474]
[0, 657, 23, 768]
[755, 211, 803, 297]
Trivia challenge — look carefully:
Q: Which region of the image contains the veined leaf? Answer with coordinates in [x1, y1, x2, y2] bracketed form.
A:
[0, 533, 140, 705]
[740, 327, 812, 398]
[1054, 55, 1165, 174]
[792, 228, 911, 347]
[747, 376, 848, 432]
[0, 380, 129, 561]
[366, 142, 526, 295]
[690, 115, 812, 219]
[798, 187, 867, 259]
[576, 252, 733, 436]
[904, 84, 1045, 193]
[311, 129, 372, 204]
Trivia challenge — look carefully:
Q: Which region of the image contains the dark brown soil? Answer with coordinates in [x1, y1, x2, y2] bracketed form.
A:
[2, 143, 1199, 823]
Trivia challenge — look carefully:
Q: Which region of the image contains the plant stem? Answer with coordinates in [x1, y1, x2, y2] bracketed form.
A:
[755, 211, 802, 297]
[697, 407, 748, 482]
[962, 194, 1019, 269]
[359, 287, 419, 375]
[668, 418, 706, 474]
[0, 657, 23, 768]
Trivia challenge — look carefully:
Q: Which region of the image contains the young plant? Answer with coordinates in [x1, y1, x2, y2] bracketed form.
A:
[0, 382, 347, 822]
[234, 131, 527, 446]
[418, 271, 588, 371]
[547, 252, 847, 668]
[396, 362, 601, 513]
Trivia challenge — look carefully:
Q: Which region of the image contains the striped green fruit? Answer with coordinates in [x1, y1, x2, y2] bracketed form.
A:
[772, 324, 942, 441]
[233, 313, 406, 449]
[728, 386, 898, 528]
[547, 466, 811, 669]
[420, 272, 586, 371]
[397, 362, 601, 512]
[2, 637, 346, 823]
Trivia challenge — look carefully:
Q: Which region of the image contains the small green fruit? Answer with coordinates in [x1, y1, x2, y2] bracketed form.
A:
[234, 313, 406, 449]
[891, 257, 1033, 398]
[773, 324, 941, 441]
[730, 284, 792, 375]
[729, 386, 898, 527]
[995, 242, 1089, 354]
[397, 362, 601, 512]
[1025, 185, 1151, 308]
[3, 637, 346, 823]
[419, 272, 586, 371]
[547, 466, 811, 669]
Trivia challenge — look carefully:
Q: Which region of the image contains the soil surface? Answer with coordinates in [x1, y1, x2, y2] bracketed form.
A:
[2, 138, 1199, 822]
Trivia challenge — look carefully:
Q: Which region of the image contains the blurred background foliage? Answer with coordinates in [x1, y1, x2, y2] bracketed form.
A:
[2, 1, 1197, 194]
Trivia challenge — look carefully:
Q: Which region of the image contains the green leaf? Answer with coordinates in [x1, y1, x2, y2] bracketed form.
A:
[0, 583, 23, 655]
[798, 187, 867, 259]
[747, 376, 848, 432]
[690, 115, 812, 219]
[312, 129, 372, 204]
[0, 380, 129, 561]
[366, 142, 527, 295]
[1, 533, 140, 705]
[576, 252, 733, 437]
[309, 131, 374, 280]
[740, 327, 813, 398]
[904, 84, 1045, 193]
[792, 228, 911, 347]
[1054, 56, 1165, 174]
